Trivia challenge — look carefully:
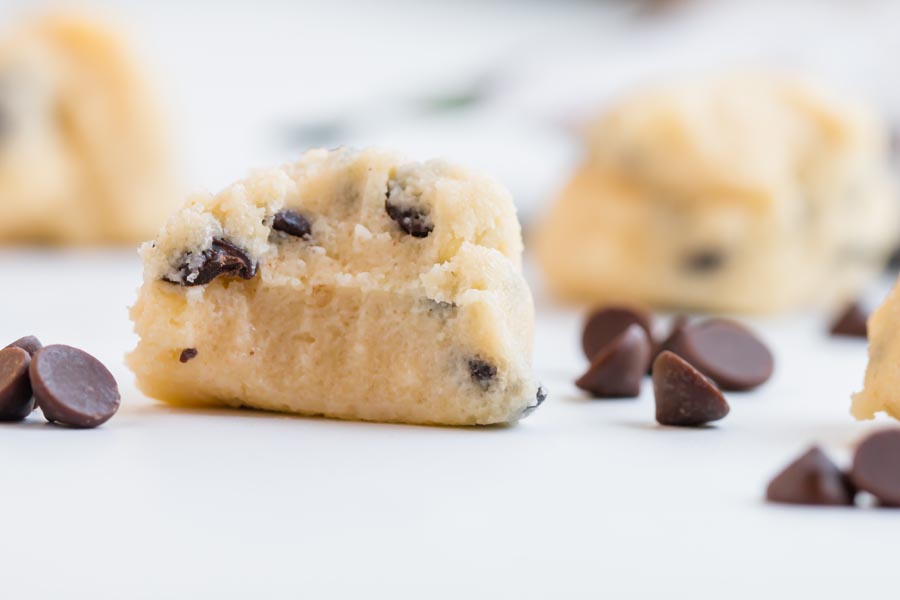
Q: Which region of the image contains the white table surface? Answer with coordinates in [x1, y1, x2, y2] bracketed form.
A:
[0, 248, 897, 599]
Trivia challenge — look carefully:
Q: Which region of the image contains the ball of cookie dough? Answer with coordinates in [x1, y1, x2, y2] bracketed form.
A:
[128, 147, 544, 426]
[853, 284, 900, 420]
[535, 75, 899, 313]
[0, 14, 177, 243]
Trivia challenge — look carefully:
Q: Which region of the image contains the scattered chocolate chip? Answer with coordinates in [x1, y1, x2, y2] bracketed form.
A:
[521, 385, 547, 418]
[581, 306, 653, 361]
[652, 351, 729, 427]
[766, 446, 855, 506]
[0, 347, 34, 421]
[165, 238, 257, 286]
[851, 429, 900, 507]
[576, 324, 651, 398]
[385, 197, 433, 238]
[684, 249, 724, 274]
[5, 335, 42, 357]
[649, 314, 689, 374]
[179, 348, 198, 363]
[272, 210, 312, 239]
[30, 345, 120, 428]
[667, 319, 773, 391]
[468, 358, 497, 390]
[829, 302, 868, 338]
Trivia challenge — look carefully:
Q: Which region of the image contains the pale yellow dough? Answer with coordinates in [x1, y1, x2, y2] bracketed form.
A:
[536, 75, 899, 313]
[853, 282, 900, 420]
[128, 148, 543, 426]
[0, 15, 176, 243]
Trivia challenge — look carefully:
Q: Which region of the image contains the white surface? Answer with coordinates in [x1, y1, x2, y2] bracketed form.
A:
[0, 249, 898, 599]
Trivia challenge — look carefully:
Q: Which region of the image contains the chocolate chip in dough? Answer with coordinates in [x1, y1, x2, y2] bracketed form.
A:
[521, 386, 548, 418]
[468, 358, 497, 390]
[829, 302, 868, 339]
[581, 306, 653, 361]
[30, 345, 120, 428]
[272, 210, 312, 239]
[683, 249, 725, 274]
[5, 335, 42, 357]
[766, 446, 855, 506]
[385, 189, 433, 238]
[652, 351, 729, 427]
[576, 324, 651, 398]
[0, 347, 34, 421]
[851, 429, 900, 507]
[166, 238, 258, 286]
[179, 348, 198, 363]
[667, 319, 773, 391]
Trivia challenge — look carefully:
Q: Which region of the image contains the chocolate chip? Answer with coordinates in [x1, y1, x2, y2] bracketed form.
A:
[649, 315, 689, 374]
[165, 238, 257, 286]
[851, 430, 900, 507]
[666, 319, 773, 391]
[766, 446, 855, 506]
[468, 358, 497, 390]
[652, 351, 729, 427]
[272, 210, 312, 239]
[521, 385, 547, 418]
[5, 335, 42, 357]
[0, 347, 34, 421]
[179, 348, 198, 363]
[581, 306, 653, 361]
[385, 194, 433, 238]
[829, 302, 868, 338]
[576, 324, 651, 398]
[30, 345, 120, 428]
[684, 249, 724, 274]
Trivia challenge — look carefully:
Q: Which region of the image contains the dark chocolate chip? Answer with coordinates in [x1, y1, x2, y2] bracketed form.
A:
[468, 358, 497, 390]
[851, 429, 900, 507]
[0, 347, 34, 421]
[385, 195, 433, 238]
[652, 351, 729, 427]
[179, 348, 198, 363]
[581, 306, 653, 361]
[649, 314, 689, 374]
[165, 238, 257, 286]
[521, 385, 547, 418]
[272, 210, 312, 239]
[683, 249, 725, 274]
[666, 319, 773, 391]
[5, 335, 42, 357]
[829, 302, 868, 338]
[576, 324, 651, 398]
[30, 345, 120, 428]
[766, 446, 855, 506]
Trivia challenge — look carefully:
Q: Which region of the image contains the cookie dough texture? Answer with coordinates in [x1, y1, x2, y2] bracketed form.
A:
[128, 148, 543, 426]
[0, 15, 176, 243]
[536, 75, 899, 313]
[853, 283, 900, 420]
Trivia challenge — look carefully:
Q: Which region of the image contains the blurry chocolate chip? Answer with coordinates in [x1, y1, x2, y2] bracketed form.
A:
[5, 335, 42, 357]
[581, 306, 653, 361]
[829, 302, 868, 338]
[766, 446, 855, 506]
[272, 210, 312, 239]
[652, 351, 729, 427]
[0, 347, 34, 421]
[576, 324, 651, 398]
[522, 385, 547, 418]
[851, 430, 900, 507]
[649, 314, 689, 374]
[166, 238, 257, 286]
[468, 358, 497, 390]
[179, 348, 198, 363]
[385, 196, 433, 238]
[667, 319, 773, 391]
[684, 249, 724, 274]
[30, 345, 120, 428]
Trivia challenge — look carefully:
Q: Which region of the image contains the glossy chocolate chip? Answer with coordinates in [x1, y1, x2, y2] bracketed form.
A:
[30, 345, 120, 428]
[468, 358, 497, 390]
[829, 302, 868, 339]
[272, 210, 312, 239]
[652, 351, 729, 427]
[683, 249, 725, 274]
[5, 335, 42, 357]
[576, 324, 651, 398]
[0, 347, 34, 421]
[667, 319, 773, 391]
[385, 198, 433, 238]
[851, 430, 900, 507]
[581, 306, 653, 361]
[766, 446, 855, 506]
[179, 348, 198, 363]
[165, 238, 257, 286]
[521, 386, 547, 418]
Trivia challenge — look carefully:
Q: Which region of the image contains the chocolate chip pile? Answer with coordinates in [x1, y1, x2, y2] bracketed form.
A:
[0, 335, 120, 428]
[576, 306, 773, 427]
[767, 430, 900, 508]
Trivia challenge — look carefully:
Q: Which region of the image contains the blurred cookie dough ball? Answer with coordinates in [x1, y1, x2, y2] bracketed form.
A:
[0, 14, 177, 244]
[535, 75, 899, 313]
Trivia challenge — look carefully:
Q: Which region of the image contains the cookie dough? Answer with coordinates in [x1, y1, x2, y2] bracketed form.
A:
[853, 283, 900, 420]
[128, 147, 544, 426]
[536, 75, 899, 312]
[0, 14, 176, 243]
